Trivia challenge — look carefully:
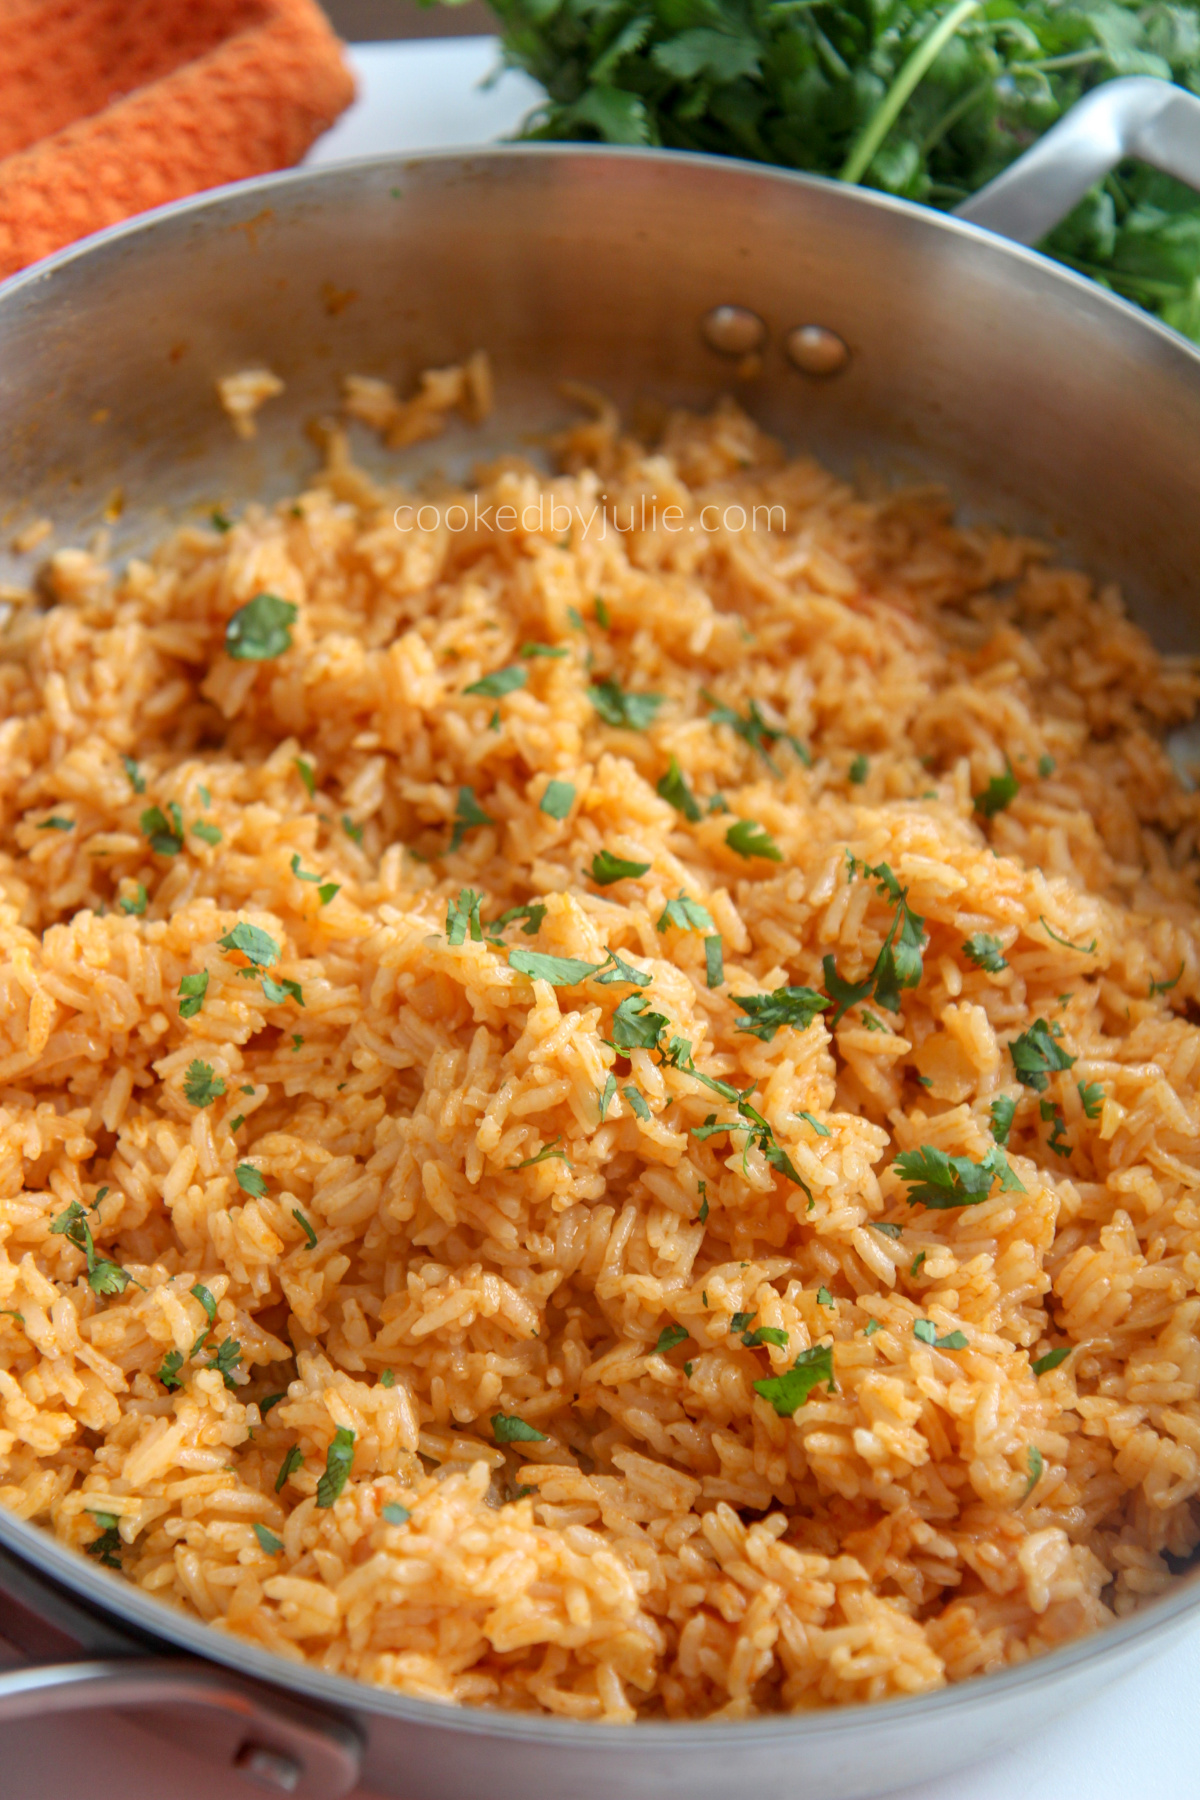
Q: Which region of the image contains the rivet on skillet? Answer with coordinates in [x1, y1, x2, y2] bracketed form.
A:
[785, 325, 851, 376]
[701, 305, 766, 356]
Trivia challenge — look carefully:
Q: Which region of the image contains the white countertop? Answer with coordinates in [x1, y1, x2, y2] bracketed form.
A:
[2, 38, 1197, 1800]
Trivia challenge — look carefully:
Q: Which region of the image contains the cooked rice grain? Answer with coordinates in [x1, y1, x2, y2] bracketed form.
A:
[1, 390, 1199, 1722]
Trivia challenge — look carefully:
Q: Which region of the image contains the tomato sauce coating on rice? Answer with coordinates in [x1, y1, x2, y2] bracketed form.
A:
[0, 380, 1199, 1720]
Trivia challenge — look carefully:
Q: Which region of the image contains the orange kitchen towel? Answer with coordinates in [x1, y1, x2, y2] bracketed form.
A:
[0, 0, 355, 279]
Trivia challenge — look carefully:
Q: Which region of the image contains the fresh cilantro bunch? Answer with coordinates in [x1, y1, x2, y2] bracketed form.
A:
[437, 0, 1200, 341]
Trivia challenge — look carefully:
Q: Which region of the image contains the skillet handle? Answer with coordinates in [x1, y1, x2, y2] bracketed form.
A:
[953, 74, 1200, 244]
[0, 1657, 362, 1799]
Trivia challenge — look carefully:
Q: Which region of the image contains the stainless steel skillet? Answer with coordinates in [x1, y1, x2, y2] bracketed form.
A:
[1, 71, 1200, 1800]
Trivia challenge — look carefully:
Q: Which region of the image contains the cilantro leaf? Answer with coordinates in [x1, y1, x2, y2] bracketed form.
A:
[848, 754, 868, 785]
[118, 883, 148, 917]
[183, 1059, 225, 1108]
[1032, 1347, 1072, 1377]
[964, 933, 1006, 972]
[205, 1337, 243, 1390]
[1023, 1444, 1044, 1500]
[743, 1324, 789, 1348]
[382, 1503, 411, 1526]
[122, 755, 146, 794]
[37, 815, 74, 831]
[492, 901, 547, 936]
[796, 1111, 830, 1136]
[598, 1072, 617, 1120]
[140, 806, 182, 856]
[219, 921, 280, 968]
[178, 971, 209, 1019]
[512, 1136, 571, 1168]
[509, 948, 602, 985]
[236, 1164, 268, 1197]
[989, 1095, 1017, 1145]
[88, 1260, 133, 1296]
[753, 1344, 835, 1416]
[705, 936, 724, 988]
[342, 814, 364, 846]
[450, 786, 493, 852]
[895, 1143, 1025, 1209]
[656, 755, 702, 822]
[703, 692, 808, 772]
[191, 820, 222, 846]
[225, 593, 297, 661]
[590, 850, 650, 884]
[262, 975, 303, 1006]
[593, 949, 652, 986]
[292, 1208, 318, 1249]
[85, 1520, 122, 1568]
[654, 1323, 689, 1354]
[158, 1350, 184, 1391]
[520, 641, 569, 658]
[913, 1320, 968, 1349]
[492, 1412, 547, 1443]
[725, 819, 781, 861]
[317, 882, 339, 906]
[540, 779, 575, 820]
[732, 985, 829, 1042]
[610, 993, 670, 1050]
[464, 665, 527, 699]
[275, 1445, 304, 1492]
[1077, 1080, 1104, 1120]
[821, 954, 874, 1027]
[291, 853, 321, 883]
[294, 757, 316, 797]
[624, 1084, 652, 1120]
[447, 888, 484, 946]
[254, 1523, 284, 1555]
[316, 1426, 355, 1507]
[974, 760, 1019, 819]
[1039, 914, 1097, 955]
[1009, 1019, 1075, 1091]
[588, 679, 663, 730]
[657, 892, 714, 934]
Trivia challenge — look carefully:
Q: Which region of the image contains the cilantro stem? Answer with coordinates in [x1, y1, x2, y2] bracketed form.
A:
[840, 0, 981, 185]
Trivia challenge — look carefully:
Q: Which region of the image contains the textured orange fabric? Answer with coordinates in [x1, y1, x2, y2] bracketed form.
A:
[0, 0, 355, 278]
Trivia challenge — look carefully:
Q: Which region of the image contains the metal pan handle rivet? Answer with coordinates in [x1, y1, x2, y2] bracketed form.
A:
[785, 325, 850, 376]
[701, 305, 766, 356]
[236, 1740, 304, 1792]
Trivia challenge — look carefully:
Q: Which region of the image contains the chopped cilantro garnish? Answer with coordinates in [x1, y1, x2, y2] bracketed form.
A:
[317, 882, 339, 906]
[512, 1137, 570, 1169]
[158, 1350, 184, 1390]
[191, 1282, 217, 1340]
[698, 1183, 709, 1223]
[236, 1164, 267, 1197]
[205, 1337, 243, 1389]
[275, 1445, 303, 1492]
[910, 1251, 926, 1278]
[85, 1518, 122, 1568]
[821, 955, 875, 1026]
[540, 779, 575, 820]
[492, 1412, 546, 1443]
[1039, 915, 1097, 955]
[342, 814, 364, 845]
[37, 815, 74, 831]
[1150, 962, 1185, 997]
[119, 883, 148, 917]
[588, 679, 663, 730]
[447, 888, 484, 945]
[382, 1503, 410, 1526]
[913, 1320, 968, 1349]
[732, 985, 829, 1042]
[178, 971, 209, 1019]
[598, 1072, 617, 1121]
[590, 849, 651, 884]
[520, 642, 569, 659]
[1046, 1109, 1072, 1158]
[816, 1286, 833, 1306]
[964, 933, 1007, 972]
[743, 1324, 789, 1348]
[260, 1392, 286, 1415]
[864, 1319, 881, 1336]
[611, 993, 670, 1050]
[316, 1427, 356, 1507]
[594, 949, 651, 986]
[656, 756, 702, 822]
[1037, 754, 1055, 777]
[974, 760, 1019, 818]
[219, 921, 280, 967]
[725, 819, 781, 861]
[989, 1095, 1017, 1145]
[624, 1085, 652, 1121]
[380, 1369, 394, 1388]
[1023, 1445, 1044, 1500]
[895, 1143, 1024, 1209]
[1009, 1019, 1075, 1091]
[705, 935, 724, 988]
[654, 1324, 689, 1355]
[753, 1344, 835, 1415]
[254, 1522, 284, 1554]
[1032, 1346, 1072, 1376]
[140, 806, 182, 855]
[1077, 1081, 1104, 1120]
[292, 1209, 318, 1249]
[509, 948, 602, 985]
[594, 598, 610, 628]
[870, 1221, 903, 1239]
[492, 901, 547, 936]
[122, 755, 146, 794]
[262, 975, 303, 1006]
[848, 754, 868, 785]
[229, 1116, 245, 1133]
[191, 820, 222, 846]
[702, 691, 808, 772]
[464, 664, 527, 699]
[657, 892, 714, 934]
[212, 509, 233, 532]
[183, 1059, 224, 1107]
[796, 1111, 830, 1136]
[291, 853, 321, 883]
[450, 785, 493, 852]
[225, 593, 297, 661]
[294, 757, 316, 797]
